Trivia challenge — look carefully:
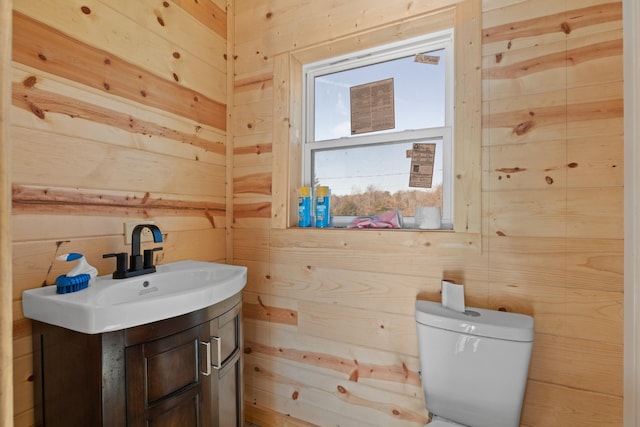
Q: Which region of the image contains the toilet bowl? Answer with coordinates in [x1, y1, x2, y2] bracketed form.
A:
[415, 300, 534, 427]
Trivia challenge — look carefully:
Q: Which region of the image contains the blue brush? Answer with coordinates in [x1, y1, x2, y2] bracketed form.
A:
[54, 253, 98, 294]
[55, 273, 91, 294]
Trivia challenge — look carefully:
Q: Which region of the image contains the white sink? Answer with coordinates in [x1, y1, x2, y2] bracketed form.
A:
[22, 260, 247, 334]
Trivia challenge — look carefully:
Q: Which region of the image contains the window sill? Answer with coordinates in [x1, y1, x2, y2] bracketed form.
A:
[323, 216, 454, 230]
[273, 226, 481, 256]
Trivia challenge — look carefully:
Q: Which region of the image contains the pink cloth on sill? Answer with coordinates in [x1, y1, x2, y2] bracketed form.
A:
[347, 210, 403, 229]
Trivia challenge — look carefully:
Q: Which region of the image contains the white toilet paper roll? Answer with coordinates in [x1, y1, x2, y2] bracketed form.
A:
[415, 206, 441, 229]
[442, 280, 465, 313]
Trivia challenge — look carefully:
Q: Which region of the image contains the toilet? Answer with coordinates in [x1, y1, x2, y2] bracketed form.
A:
[415, 300, 534, 427]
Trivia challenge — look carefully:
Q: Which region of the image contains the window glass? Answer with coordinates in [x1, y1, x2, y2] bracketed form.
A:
[312, 138, 443, 217]
[314, 49, 446, 141]
[304, 32, 453, 227]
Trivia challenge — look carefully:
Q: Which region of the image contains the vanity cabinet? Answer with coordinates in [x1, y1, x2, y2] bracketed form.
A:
[32, 293, 242, 427]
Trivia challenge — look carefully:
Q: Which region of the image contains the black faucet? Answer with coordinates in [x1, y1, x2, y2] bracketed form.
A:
[103, 224, 163, 279]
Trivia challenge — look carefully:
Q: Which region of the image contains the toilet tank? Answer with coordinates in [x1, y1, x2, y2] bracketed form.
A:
[415, 301, 534, 427]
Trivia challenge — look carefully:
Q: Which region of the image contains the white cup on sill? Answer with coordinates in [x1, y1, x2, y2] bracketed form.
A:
[415, 206, 441, 230]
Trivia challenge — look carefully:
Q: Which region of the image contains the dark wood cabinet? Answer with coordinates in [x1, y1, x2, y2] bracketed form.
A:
[32, 293, 242, 427]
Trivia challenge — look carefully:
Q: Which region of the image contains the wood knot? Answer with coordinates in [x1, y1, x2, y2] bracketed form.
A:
[173, 51, 181, 59]
[545, 176, 554, 184]
[80, 6, 91, 14]
[157, 17, 165, 27]
[496, 230, 506, 237]
[495, 53, 503, 63]
[392, 409, 401, 416]
[23, 76, 37, 88]
[163, 1, 170, 7]
[561, 22, 571, 34]
[568, 162, 578, 168]
[244, 347, 252, 354]
[292, 391, 299, 400]
[29, 103, 45, 120]
[266, 12, 273, 18]
[38, 53, 47, 61]
[172, 73, 179, 82]
[337, 385, 347, 394]
[496, 167, 525, 174]
[513, 120, 534, 136]
[498, 307, 507, 312]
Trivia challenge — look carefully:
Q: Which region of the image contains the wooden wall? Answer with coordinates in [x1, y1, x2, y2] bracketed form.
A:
[233, 0, 624, 426]
[7, 0, 625, 426]
[2, 0, 14, 425]
[10, 0, 229, 425]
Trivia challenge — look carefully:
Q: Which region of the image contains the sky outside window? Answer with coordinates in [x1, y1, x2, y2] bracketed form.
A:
[311, 49, 446, 196]
[314, 49, 446, 142]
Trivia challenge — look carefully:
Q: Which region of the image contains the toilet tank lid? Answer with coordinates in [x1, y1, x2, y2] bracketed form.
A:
[415, 300, 534, 342]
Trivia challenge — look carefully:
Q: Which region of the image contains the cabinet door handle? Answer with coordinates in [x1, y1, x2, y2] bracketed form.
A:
[200, 341, 212, 376]
[211, 336, 222, 370]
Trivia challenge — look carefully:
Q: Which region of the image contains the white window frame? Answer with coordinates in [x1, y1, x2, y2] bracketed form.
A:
[301, 31, 455, 228]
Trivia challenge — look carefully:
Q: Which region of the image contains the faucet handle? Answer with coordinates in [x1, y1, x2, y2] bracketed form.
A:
[103, 252, 128, 279]
[143, 247, 163, 269]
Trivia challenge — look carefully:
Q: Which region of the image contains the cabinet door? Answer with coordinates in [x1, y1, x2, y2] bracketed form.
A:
[126, 324, 212, 427]
[208, 302, 242, 427]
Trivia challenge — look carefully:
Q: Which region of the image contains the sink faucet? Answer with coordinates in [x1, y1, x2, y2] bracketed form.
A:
[130, 224, 163, 272]
[103, 224, 163, 279]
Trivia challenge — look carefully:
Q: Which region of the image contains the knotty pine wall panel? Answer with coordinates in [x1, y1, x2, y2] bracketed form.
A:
[233, 0, 623, 425]
[13, 0, 227, 105]
[10, 0, 228, 424]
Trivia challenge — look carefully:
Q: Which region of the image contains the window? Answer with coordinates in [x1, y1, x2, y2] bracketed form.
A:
[271, 1, 481, 241]
[302, 32, 453, 228]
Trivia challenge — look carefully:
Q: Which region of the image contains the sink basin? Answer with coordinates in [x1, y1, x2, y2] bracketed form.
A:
[22, 260, 247, 334]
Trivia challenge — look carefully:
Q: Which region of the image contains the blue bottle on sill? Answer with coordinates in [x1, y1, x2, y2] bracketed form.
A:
[298, 187, 312, 227]
[315, 186, 330, 228]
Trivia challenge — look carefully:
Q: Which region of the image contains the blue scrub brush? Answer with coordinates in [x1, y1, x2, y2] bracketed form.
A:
[54, 253, 98, 294]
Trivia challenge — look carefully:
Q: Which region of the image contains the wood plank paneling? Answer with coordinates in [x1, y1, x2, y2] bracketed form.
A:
[521, 380, 623, 427]
[12, 10, 226, 130]
[6, 0, 626, 425]
[10, 1, 229, 424]
[14, 0, 228, 101]
[0, 0, 12, 424]
[13, 127, 226, 196]
[529, 333, 623, 397]
[234, 0, 624, 425]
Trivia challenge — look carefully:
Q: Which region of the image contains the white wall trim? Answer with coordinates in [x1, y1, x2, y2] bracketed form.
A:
[624, 0, 640, 424]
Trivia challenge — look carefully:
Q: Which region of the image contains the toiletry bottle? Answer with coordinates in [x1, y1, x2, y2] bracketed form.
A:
[315, 186, 331, 228]
[298, 186, 312, 227]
